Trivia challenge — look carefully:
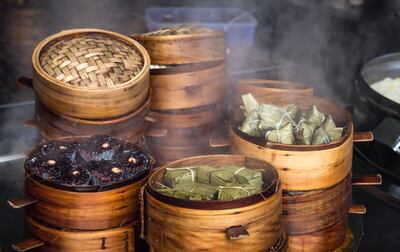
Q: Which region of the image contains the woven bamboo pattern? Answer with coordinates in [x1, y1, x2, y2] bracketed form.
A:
[142, 25, 214, 36]
[39, 34, 143, 88]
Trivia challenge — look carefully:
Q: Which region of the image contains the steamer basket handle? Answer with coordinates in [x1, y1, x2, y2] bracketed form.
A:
[353, 132, 374, 142]
[352, 174, 382, 186]
[7, 196, 38, 209]
[349, 204, 367, 214]
[23, 119, 37, 128]
[139, 185, 147, 240]
[225, 226, 249, 240]
[145, 128, 168, 138]
[16, 77, 34, 89]
[209, 137, 230, 148]
[12, 238, 44, 251]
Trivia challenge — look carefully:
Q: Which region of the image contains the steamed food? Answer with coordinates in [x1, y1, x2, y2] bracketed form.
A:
[239, 94, 344, 145]
[156, 165, 264, 201]
[370, 77, 400, 104]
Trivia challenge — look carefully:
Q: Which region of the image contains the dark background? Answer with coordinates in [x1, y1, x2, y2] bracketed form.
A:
[0, 0, 399, 251]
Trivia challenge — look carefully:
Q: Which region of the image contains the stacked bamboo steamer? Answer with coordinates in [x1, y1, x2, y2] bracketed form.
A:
[132, 25, 227, 164]
[141, 155, 287, 252]
[9, 137, 152, 252]
[229, 92, 375, 251]
[27, 29, 150, 142]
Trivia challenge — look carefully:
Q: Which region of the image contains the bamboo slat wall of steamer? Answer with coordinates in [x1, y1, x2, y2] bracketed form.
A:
[132, 27, 227, 164]
[229, 93, 373, 251]
[142, 155, 287, 252]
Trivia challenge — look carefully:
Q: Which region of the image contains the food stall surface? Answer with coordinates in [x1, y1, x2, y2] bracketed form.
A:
[0, 0, 399, 251]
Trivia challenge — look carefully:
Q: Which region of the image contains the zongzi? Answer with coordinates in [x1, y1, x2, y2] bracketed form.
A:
[265, 123, 295, 144]
[312, 115, 343, 144]
[164, 166, 198, 187]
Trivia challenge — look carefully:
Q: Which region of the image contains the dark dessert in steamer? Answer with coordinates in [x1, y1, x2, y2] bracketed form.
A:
[26, 135, 151, 190]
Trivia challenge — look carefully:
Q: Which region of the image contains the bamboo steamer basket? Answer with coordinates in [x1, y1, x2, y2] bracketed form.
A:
[146, 104, 221, 146]
[8, 138, 151, 231]
[283, 174, 352, 235]
[32, 29, 150, 119]
[230, 94, 356, 191]
[287, 217, 348, 252]
[132, 30, 226, 65]
[33, 93, 150, 143]
[13, 215, 135, 252]
[150, 61, 226, 110]
[231, 79, 314, 107]
[142, 155, 286, 252]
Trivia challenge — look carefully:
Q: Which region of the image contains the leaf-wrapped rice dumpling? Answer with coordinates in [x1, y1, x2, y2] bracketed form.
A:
[164, 166, 198, 187]
[219, 165, 263, 189]
[241, 93, 260, 116]
[157, 164, 265, 201]
[157, 182, 218, 200]
[209, 166, 237, 186]
[217, 186, 261, 201]
[305, 104, 326, 128]
[239, 110, 261, 137]
[258, 103, 297, 131]
[265, 123, 295, 144]
[295, 115, 315, 145]
[174, 182, 219, 200]
[197, 165, 216, 184]
[312, 115, 344, 144]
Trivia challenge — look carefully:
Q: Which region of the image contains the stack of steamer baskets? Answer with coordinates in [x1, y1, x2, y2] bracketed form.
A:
[141, 155, 288, 252]
[228, 88, 382, 251]
[19, 29, 151, 143]
[131, 25, 227, 164]
[8, 136, 153, 252]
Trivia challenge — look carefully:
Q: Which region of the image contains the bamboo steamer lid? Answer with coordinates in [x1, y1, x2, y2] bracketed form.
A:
[32, 29, 150, 119]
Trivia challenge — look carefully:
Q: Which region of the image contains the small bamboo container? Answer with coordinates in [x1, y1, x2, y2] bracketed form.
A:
[142, 155, 287, 252]
[150, 61, 226, 110]
[231, 79, 314, 107]
[132, 31, 226, 65]
[32, 29, 150, 119]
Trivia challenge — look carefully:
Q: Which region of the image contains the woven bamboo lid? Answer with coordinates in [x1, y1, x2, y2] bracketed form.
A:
[39, 32, 144, 88]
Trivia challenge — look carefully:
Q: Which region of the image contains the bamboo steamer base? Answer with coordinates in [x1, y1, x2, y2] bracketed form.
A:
[334, 228, 353, 252]
[34, 95, 150, 143]
[283, 174, 352, 235]
[149, 234, 288, 252]
[26, 215, 135, 252]
[287, 217, 347, 252]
